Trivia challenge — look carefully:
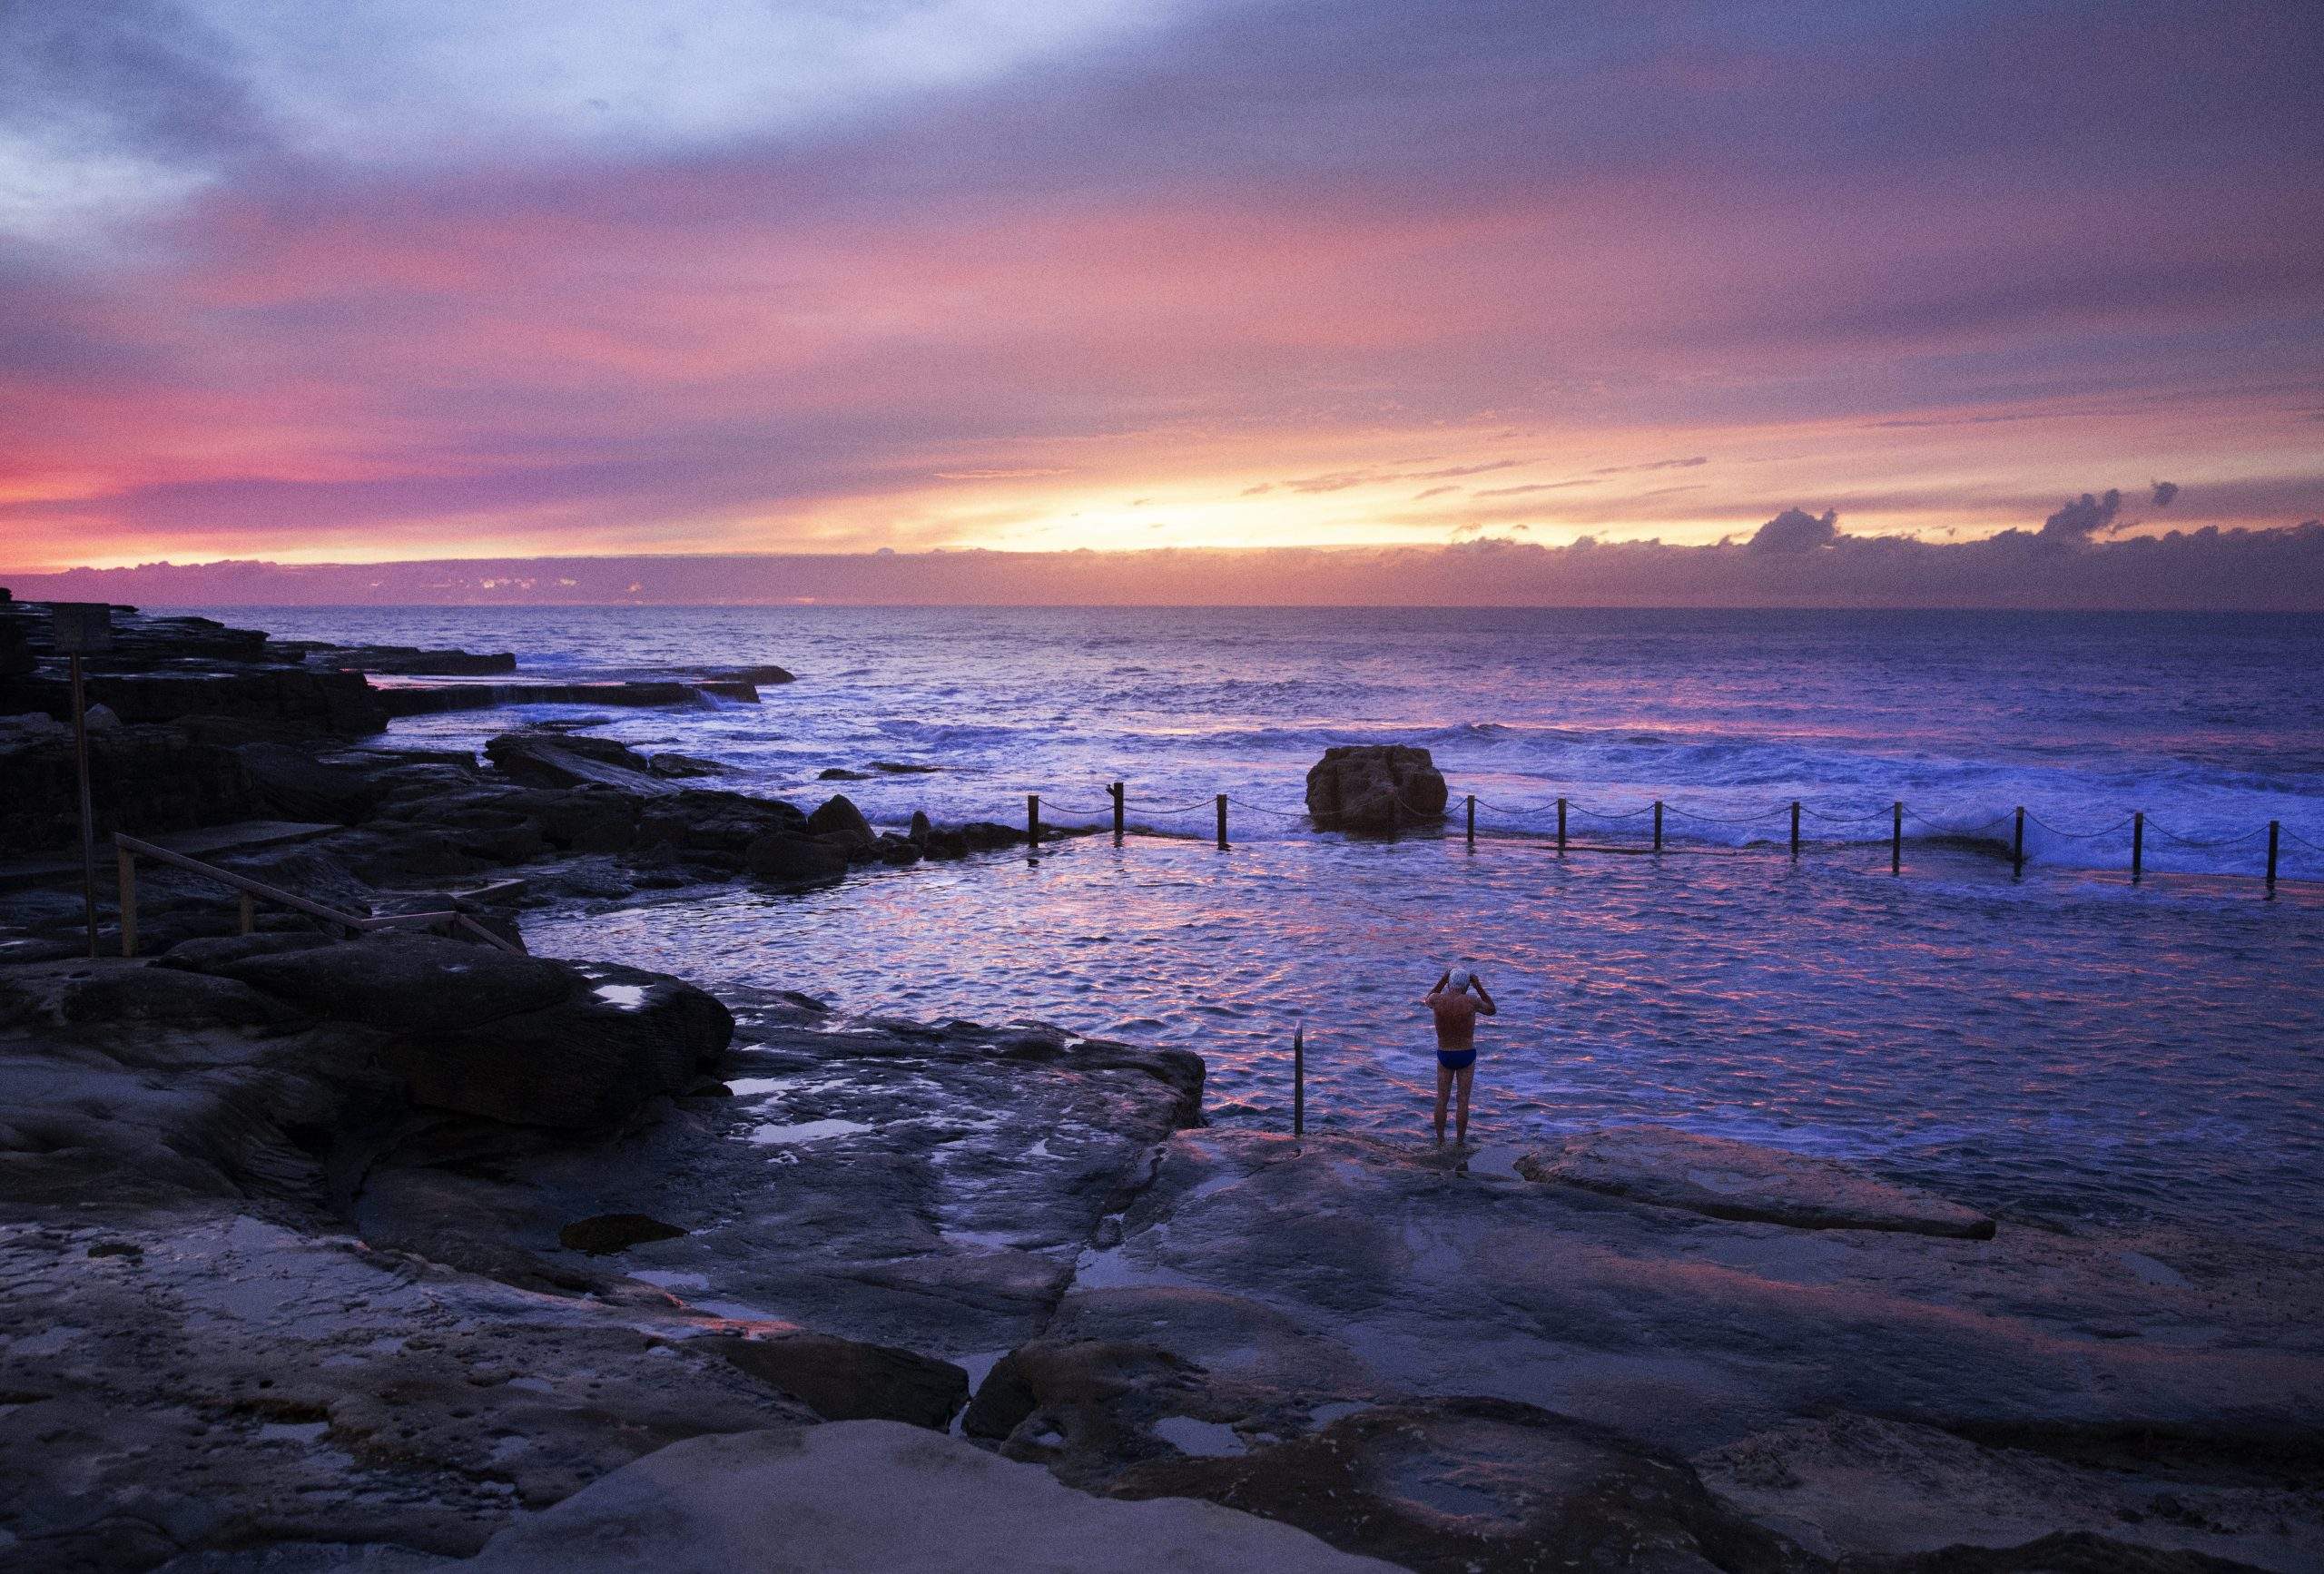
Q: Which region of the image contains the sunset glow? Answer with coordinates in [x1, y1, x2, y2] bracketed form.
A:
[4, 2, 2320, 598]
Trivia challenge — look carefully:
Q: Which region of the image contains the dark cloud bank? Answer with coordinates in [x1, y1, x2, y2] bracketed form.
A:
[10, 517, 2323, 610]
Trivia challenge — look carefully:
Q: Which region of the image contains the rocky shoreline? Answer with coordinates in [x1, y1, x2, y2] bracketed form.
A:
[2, 597, 2319, 1572]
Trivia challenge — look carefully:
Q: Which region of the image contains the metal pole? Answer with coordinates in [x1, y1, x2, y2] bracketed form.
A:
[2132, 811, 2143, 884]
[1790, 800, 1801, 860]
[1216, 793, 1229, 851]
[71, 654, 99, 959]
[1652, 800, 1663, 853]
[1027, 792, 1039, 854]
[2267, 821, 2280, 895]
[115, 846, 137, 959]
[1556, 797, 1567, 854]
[1292, 1019, 1305, 1137]
[1464, 794, 1474, 850]
[1892, 801, 1903, 875]
[1111, 782, 1125, 841]
[2012, 806, 2025, 878]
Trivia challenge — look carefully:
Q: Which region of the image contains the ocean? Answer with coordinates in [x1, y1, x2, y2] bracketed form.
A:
[235, 605, 2324, 1246]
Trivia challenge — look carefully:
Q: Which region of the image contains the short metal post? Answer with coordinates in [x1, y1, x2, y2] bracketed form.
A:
[239, 891, 256, 935]
[2012, 806, 2025, 877]
[2267, 821, 2280, 894]
[115, 846, 138, 959]
[1892, 801, 1903, 874]
[1556, 797, 1567, 853]
[1111, 782, 1125, 841]
[1652, 800, 1663, 852]
[1216, 793, 1229, 851]
[2132, 812, 2144, 883]
[1790, 800, 1801, 860]
[1292, 1019, 1305, 1137]
[1027, 792, 1039, 853]
[1464, 794, 1475, 850]
[73, 654, 99, 959]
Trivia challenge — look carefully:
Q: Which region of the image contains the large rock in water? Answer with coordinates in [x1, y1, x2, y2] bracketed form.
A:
[485, 732, 675, 793]
[1305, 744, 1448, 831]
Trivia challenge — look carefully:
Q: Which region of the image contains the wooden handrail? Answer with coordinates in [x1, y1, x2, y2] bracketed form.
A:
[112, 833, 524, 956]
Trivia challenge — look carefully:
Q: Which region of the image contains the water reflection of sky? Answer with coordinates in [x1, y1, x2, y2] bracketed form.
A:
[528, 834, 2324, 1252]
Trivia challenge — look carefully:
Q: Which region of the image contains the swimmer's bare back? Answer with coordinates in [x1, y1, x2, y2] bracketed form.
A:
[1422, 971, 1497, 1048]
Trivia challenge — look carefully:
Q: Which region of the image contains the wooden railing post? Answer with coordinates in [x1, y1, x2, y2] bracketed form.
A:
[116, 846, 137, 959]
[239, 891, 256, 935]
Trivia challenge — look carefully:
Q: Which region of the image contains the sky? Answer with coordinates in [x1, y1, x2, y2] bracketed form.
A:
[3, 0, 2321, 604]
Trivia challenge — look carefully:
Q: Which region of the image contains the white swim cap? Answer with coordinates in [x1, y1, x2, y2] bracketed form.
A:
[1446, 968, 1472, 992]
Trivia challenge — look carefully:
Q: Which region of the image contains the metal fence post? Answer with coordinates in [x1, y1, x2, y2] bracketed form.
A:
[2013, 807, 2025, 877]
[1293, 1019, 1305, 1137]
[2132, 811, 2143, 883]
[1652, 800, 1663, 852]
[1892, 801, 1903, 874]
[1111, 782, 1125, 841]
[1465, 794, 1474, 850]
[1216, 794, 1229, 851]
[1027, 792, 1039, 853]
[1556, 797, 1567, 854]
[1790, 800, 1801, 860]
[2268, 821, 2280, 895]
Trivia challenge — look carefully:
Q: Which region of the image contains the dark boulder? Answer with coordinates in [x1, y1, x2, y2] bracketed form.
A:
[210, 933, 574, 1034]
[385, 959, 734, 1128]
[818, 766, 872, 781]
[908, 811, 932, 845]
[744, 831, 851, 885]
[807, 793, 876, 851]
[713, 1333, 970, 1430]
[1304, 744, 1448, 832]
[154, 933, 339, 971]
[236, 743, 385, 825]
[640, 789, 807, 867]
[1108, 1396, 1810, 1574]
[559, 1213, 689, 1254]
[704, 664, 795, 684]
[485, 733, 670, 792]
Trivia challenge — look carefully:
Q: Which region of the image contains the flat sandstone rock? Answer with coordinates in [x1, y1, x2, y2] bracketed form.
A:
[456, 1422, 1397, 1572]
[1516, 1126, 1996, 1238]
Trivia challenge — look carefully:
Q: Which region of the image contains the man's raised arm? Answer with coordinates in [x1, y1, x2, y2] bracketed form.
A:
[1472, 974, 1498, 1015]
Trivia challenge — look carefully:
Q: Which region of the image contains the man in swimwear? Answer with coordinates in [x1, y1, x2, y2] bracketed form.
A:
[1423, 966, 1496, 1146]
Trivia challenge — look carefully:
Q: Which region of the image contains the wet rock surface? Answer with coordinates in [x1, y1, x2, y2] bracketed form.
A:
[1517, 1126, 1997, 1238]
[445, 1422, 1394, 1572]
[968, 1128, 2321, 1572]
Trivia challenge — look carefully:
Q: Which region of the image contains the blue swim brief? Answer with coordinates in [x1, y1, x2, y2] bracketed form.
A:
[1436, 1048, 1476, 1071]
